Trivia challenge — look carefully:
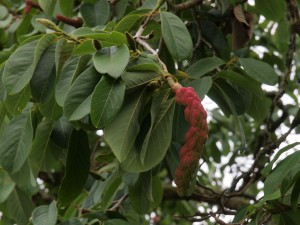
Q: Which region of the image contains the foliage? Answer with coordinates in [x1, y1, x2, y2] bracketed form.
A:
[0, 0, 300, 224]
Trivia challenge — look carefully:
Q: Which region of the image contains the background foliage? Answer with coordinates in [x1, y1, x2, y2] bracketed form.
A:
[0, 0, 300, 224]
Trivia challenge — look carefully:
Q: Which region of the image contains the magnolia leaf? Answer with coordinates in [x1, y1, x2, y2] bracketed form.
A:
[93, 44, 130, 79]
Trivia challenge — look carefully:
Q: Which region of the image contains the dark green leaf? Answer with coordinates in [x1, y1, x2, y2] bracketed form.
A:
[90, 75, 125, 128]
[114, 14, 143, 33]
[0, 169, 15, 203]
[56, 55, 91, 107]
[129, 171, 152, 214]
[255, 0, 286, 21]
[6, 188, 34, 225]
[5, 85, 31, 116]
[30, 43, 56, 103]
[80, 0, 110, 27]
[50, 117, 74, 149]
[93, 44, 130, 79]
[188, 77, 212, 99]
[104, 89, 149, 162]
[238, 58, 278, 85]
[29, 120, 54, 177]
[63, 66, 101, 121]
[59, 0, 73, 17]
[58, 130, 90, 208]
[2, 40, 38, 94]
[0, 110, 33, 173]
[160, 11, 193, 61]
[122, 70, 160, 91]
[186, 57, 225, 78]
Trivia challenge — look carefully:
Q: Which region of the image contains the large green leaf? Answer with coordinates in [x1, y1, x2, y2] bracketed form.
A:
[160, 11, 193, 61]
[63, 66, 101, 121]
[29, 120, 54, 177]
[186, 57, 225, 78]
[80, 0, 110, 27]
[38, 0, 58, 16]
[3, 33, 57, 95]
[55, 39, 75, 75]
[0, 169, 15, 203]
[90, 75, 125, 128]
[5, 85, 31, 116]
[188, 77, 212, 99]
[38, 91, 63, 120]
[93, 44, 130, 79]
[200, 20, 230, 60]
[50, 117, 73, 149]
[264, 151, 300, 196]
[59, 0, 73, 17]
[122, 70, 160, 91]
[0, 110, 33, 173]
[58, 130, 90, 208]
[56, 55, 91, 106]
[32, 201, 58, 225]
[30, 43, 56, 103]
[238, 58, 278, 85]
[120, 93, 175, 172]
[6, 188, 34, 225]
[255, 0, 286, 21]
[128, 171, 152, 214]
[104, 89, 149, 162]
[2, 40, 38, 94]
[114, 14, 143, 33]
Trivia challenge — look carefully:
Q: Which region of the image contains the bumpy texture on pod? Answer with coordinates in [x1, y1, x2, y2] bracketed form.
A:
[174, 86, 208, 196]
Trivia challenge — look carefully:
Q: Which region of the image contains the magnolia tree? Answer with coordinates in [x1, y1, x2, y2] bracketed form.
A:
[0, 0, 300, 224]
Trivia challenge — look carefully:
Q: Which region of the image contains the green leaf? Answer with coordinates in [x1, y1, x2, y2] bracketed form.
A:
[93, 44, 130, 79]
[30, 43, 56, 103]
[200, 20, 230, 60]
[5, 85, 31, 116]
[291, 176, 300, 210]
[104, 89, 149, 162]
[160, 11, 193, 60]
[238, 58, 278, 85]
[122, 70, 160, 91]
[0, 110, 33, 174]
[80, 0, 110, 27]
[63, 66, 101, 121]
[255, 0, 286, 21]
[264, 151, 300, 196]
[100, 173, 123, 209]
[29, 120, 54, 177]
[73, 40, 96, 56]
[129, 171, 152, 214]
[2, 40, 38, 94]
[188, 77, 212, 99]
[186, 57, 225, 78]
[56, 55, 91, 107]
[114, 14, 143, 33]
[6, 188, 34, 225]
[60, 219, 84, 225]
[32, 201, 58, 225]
[120, 93, 175, 172]
[58, 130, 90, 208]
[217, 70, 271, 122]
[104, 220, 131, 225]
[59, 0, 73, 17]
[90, 75, 125, 128]
[38, 0, 58, 16]
[50, 117, 73, 149]
[0, 169, 15, 203]
[55, 39, 75, 75]
[38, 91, 63, 120]
[261, 142, 300, 177]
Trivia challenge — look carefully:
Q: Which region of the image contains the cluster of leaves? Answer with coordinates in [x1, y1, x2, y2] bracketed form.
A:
[0, 0, 300, 224]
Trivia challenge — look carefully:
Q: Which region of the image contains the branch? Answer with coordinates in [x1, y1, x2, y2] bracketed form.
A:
[56, 14, 83, 28]
[163, 186, 249, 210]
[167, 0, 203, 12]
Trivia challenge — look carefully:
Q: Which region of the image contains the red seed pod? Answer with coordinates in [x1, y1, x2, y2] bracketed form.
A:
[173, 86, 208, 196]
